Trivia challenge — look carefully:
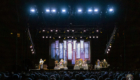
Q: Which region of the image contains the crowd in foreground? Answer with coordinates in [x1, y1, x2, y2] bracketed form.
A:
[0, 70, 139, 80]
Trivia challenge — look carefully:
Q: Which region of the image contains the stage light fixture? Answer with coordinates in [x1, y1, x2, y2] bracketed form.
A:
[89, 36, 91, 38]
[50, 30, 53, 32]
[67, 36, 69, 38]
[108, 49, 110, 51]
[46, 9, 50, 12]
[93, 36, 95, 38]
[67, 30, 69, 32]
[88, 9, 92, 12]
[42, 30, 45, 32]
[49, 36, 51, 38]
[96, 36, 98, 38]
[11, 32, 13, 35]
[78, 9, 82, 12]
[109, 46, 111, 48]
[62, 9, 66, 12]
[46, 36, 48, 38]
[59, 36, 61, 38]
[96, 30, 99, 32]
[109, 8, 113, 12]
[72, 36, 74, 38]
[42, 36, 45, 38]
[32, 51, 34, 54]
[94, 9, 98, 12]
[52, 9, 56, 12]
[55, 30, 58, 32]
[72, 30, 74, 32]
[107, 51, 109, 54]
[31, 49, 33, 51]
[80, 36, 82, 38]
[30, 46, 32, 48]
[83, 30, 86, 32]
[30, 9, 35, 12]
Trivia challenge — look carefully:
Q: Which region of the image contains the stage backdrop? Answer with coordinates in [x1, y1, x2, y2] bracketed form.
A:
[49, 39, 91, 66]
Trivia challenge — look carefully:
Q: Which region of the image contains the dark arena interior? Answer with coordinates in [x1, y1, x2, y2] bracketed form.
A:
[0, 0, 140, 80]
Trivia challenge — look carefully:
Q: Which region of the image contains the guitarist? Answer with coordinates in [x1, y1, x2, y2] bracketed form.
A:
[39, 58, 46, 69]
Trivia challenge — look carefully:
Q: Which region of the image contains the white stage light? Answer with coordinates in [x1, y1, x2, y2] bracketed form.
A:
[52, 9, 56, 12]
[42, 30, 45, 32]
[108, 49, 110, 51]
[94, 9, 98, 12]
[80, 36, 82, 38]
[46, 36, 48, 38]
[49, 36, 51, 38]
[78, 9, 82, 12]
[89, 36, 91, 38]
[46, 9, 50, 12]
[96, 30, 99, 32]
[93, 36, 95, 38]
[107, 51, 109, 54]
[109, 8, 113, 12]
[67, 30, 69, 32]
[30, 46, 32, 48]
[67, 36, 69, 38]
[59, 36, 61, 38]
[62, 9, 66, 12]
[83, 30, 86, 32]
[72, 36, 74, 38]
[32, 51, 34, 54]
[31, 49, 33, 51]
[72, 30, 74, 32]
[109, 46, 111, 48]
[88, 9, 92, 12]
[55, 30, 58, 32]
[96, 36, 98, 38]
[42, 36, 45, 38]
[50, 30, 53, 32]
[31, 9, 35, 12]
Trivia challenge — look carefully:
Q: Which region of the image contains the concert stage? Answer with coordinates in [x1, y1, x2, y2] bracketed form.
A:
[29, 68, 110, 71]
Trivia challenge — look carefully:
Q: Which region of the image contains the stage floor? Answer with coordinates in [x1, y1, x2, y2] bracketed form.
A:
[29, 69, 97, 71]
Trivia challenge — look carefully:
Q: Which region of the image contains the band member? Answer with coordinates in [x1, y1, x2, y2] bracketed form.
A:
[102, 59, 108, 68]
[59, 59, 64, 66]
[39, 58, 46, 69]
[97, 59, 100, 66]
[64, 60, 67, 67]
[55, 60, 58, 67]
[79, 59, 83, 68]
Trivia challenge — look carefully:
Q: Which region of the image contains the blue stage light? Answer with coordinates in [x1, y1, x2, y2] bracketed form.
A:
[109, 8, 113, 12]
[94, 9, 98, 12]
[88, 9, 92, 12]
[52, 9, 56, 12]
[30, 9, 35, 12]
[78, 9, 82, 12]
[46, 9, 50, 12]
[62, 9, 66, 12]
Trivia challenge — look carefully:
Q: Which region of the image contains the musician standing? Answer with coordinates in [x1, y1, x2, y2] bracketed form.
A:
[39, 58, 44, 69]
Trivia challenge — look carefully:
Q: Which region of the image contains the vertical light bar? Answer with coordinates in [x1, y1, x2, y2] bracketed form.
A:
[80, 40, 84, 60]
[80, 40, 84, 48]
[59, 43, 63, 59]
[68, 40, 72, 60]
[51, 43, 55, 59]
[63, 40, 67, 61]
[76, 43, 80, 58]
[72, 40, 77, 64]
[84, 42, 89, 58]
[55, 40, 59, 60]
